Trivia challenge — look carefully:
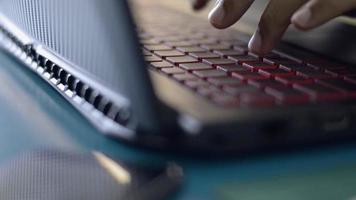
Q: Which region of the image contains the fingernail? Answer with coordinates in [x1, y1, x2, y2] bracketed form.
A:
[292, 8, 312, 27]
[248, 31, 262, 54]
[208, 0, 225, 26]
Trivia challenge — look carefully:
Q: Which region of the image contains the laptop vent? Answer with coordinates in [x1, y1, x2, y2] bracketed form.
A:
[0, 25, 132, 130]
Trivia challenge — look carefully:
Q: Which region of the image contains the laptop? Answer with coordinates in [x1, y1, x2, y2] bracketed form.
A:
[0, 0, 355, 153]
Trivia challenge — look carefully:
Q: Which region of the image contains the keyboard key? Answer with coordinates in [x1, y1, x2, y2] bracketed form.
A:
[265, 86, 310, 104]
[345, 75, 356, 84]
[223, 85, 260, 96]
[177, 46, 206, 53]
[317, 79, 356, 97]
[248, 79, 286, 89]
[243, 62, 277, 71]
[150, 61, 174, 68]
[189, 52, 221, 59]
[193, 69, 227, 78]
[240, 93, 275, 107]
[173, 73, 197, 81]
[213, 49, 245, 57]
[144, 44, 172, 51]
[207, 77, 243, 86]
[253, 52, 281, 59]
[296, 69, 332, 79]
[185, 80, 210, 88]
[325, 68, 356, 77]
[232, 71, 268, 81]
[293, 83, 345, 101]
[161, 67, 185, 75]
[275, 76, 313, 85]
[279, 64, 312, 72]
[263, 57, 299, 65]
[228, 55, 259, 63]
[197, 86, 222, 96]
[258, 68, 295, 78]
[166, 41, 198, 47]
[167, 56, 198, 65]
[141, 38, 161, 45]
[308, 62, 345, 70]
[154, 50, 185, 57]
[217, 65, 249, 73]
[194, 38, 219, 45]
[180, 63, 212, 71]
[203, 58, 235, 66]
[145, 55, 162, 62]
[142, 49, 152, 56]
[211, 95, 240, 107]
[201, 44, 231, 50]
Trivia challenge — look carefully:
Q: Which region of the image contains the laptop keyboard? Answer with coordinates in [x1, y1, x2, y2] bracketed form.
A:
[135, 5, 356, 108]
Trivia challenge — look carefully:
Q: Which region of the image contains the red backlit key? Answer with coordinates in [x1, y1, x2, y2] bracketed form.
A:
[161, 67, 185, 75]
[154, 50, 185, 57]
[150, 61, 174, 68]
[345, 75, 356, 84]
[325, 68, 356, 77]
[228, 55, 258, 63]
[265, 86, 310, 104]
[207, 77, 243, 86]
[203, 58, 235, 66]
[275, 76, 313, 85]
[232, 71, 268, 81]
[240, 93, 275, 107]
[279, 64, 311, 72]
[248, 79, 286, 89]
[180, 63, 212, 71]
[167, 56, 198, 65]
[217, 65, 249, 73]
[189, 52, 221, 59]
[263, 57, 299, 65]
[296, 69, 332, 79]
[193, 69, 227, 78]
[258, 68, 295, 78]
[243, 62, 277, 71]
[293, 83, 344, 102]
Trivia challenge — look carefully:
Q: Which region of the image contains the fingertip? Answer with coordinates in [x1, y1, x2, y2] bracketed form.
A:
[291, 8, 313, 31]
[208, 1, 227, 29]
[248, 31, 273, 55]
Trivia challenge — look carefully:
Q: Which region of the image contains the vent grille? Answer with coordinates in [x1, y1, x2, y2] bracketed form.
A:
[0, 25, 132, 131]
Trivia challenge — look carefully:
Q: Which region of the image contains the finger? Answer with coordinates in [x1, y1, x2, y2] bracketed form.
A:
[208, 0, 255, 29]
[192, 0, 210, 10]
[292, 0, 356, 30]
[249, 0, 309, 55]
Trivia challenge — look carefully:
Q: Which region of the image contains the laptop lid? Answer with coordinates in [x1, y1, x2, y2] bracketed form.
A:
[0, 0, 165, 132]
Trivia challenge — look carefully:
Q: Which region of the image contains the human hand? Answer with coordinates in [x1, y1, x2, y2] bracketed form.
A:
[192, 0, 356, 55]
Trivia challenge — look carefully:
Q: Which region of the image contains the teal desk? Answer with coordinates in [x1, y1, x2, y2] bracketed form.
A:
[0, 50, 356, 200]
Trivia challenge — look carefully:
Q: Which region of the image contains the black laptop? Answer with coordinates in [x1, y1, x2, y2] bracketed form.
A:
[0, 0, 355, 153]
